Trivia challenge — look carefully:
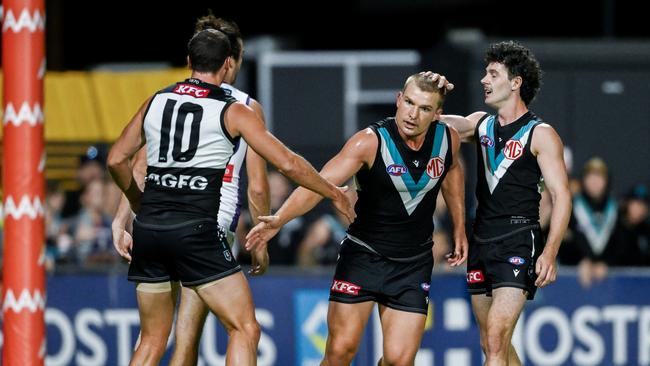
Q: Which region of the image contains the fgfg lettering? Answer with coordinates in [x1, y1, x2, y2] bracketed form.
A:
[146, 173, 208, 190]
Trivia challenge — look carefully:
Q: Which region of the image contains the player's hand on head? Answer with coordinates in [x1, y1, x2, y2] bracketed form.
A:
[245, 215, 281, 251]
[420, 71, 455, 93]
[112, 228, 133, 263]
[249, 244, 269, 276]
[332, 186, 356, 224]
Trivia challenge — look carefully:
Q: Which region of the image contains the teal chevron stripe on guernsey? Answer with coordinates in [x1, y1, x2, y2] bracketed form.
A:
[377, 125, 448, 215]
[479, 115, 539, 193]
[431, 123, 445, 163]
[486, 116, 497, 173]
[487, 118, 537, 173]
[378, 128, 425, 198]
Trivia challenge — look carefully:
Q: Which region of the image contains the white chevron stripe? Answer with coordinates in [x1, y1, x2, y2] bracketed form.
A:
[2, 288, 46, 313]
[479, 119, 533, 194]
[3, 195, 45, 220]
[2, 8, 45, 33]
[3, 102, 44, 126]
[379, 130, 448, 215]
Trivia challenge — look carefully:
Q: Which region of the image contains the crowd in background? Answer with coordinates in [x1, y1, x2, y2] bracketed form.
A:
[0, 145, 648, 287]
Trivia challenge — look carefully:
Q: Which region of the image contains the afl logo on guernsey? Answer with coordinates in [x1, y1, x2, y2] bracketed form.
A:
[508, 256, 526, 266]
[426, 157, 445, 179]
[504, 140, 524, 160]
[480, 135, 494, 147]
[386, 164, 408, 176]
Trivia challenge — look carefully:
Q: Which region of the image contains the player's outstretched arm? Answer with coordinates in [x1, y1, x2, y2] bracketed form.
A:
[440, 112, 485, 142]
[245, 128, 377, 250]
[225, 103, 356, 225]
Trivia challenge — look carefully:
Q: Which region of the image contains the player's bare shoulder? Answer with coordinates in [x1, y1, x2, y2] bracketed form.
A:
[341, 127, 379, 168]
[531, 122, 563, 155]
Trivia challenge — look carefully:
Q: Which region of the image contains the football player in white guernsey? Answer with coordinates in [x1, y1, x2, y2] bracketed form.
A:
[108, 29, 354, 366]
[441, 41, 571, 366]
[246, 73, 465, 366]
[112, 16, 273, 365]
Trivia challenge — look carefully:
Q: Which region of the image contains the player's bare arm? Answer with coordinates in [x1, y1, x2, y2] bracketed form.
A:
[440, 111, 486, 142]
[225, 102, 355, 223]
[246, 99, 271, 276]
[245, 99, 271, 225]
[245, 128, 377, 250]
[111, 147, 147, 262]
[531, 124, 572, 288]
[107, 97, 152, 212]
[440, 126, 468, 266]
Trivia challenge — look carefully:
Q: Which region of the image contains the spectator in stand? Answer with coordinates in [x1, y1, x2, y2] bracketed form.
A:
[609, 184, 650, 266]
[70, 179, 116, 266]
[62, 146, 107, 218]
[560, 158, 618, 287]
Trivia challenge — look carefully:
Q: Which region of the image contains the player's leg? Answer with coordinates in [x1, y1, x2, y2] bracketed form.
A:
[377, 305, 427, 366]
[471, 293, 492, 357]
[322, 240, 382, 365]
[173, 222, 259, 364]
[196, 272, 260, 366]
[484, 287, 526, 366]
[321, 301, 375, 366]
[130, 282, 179, 366]
[169, 286, 210, 366]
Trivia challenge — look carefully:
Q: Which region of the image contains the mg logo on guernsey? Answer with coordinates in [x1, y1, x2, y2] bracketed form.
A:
[467, 270, 484, 284]
[426, 157, 445, 179]
[504, 140, 524, 160]
[173, 84, 210, 98]
[331, 280, 361, 295]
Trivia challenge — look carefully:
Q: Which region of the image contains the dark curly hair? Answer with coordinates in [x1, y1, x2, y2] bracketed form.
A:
[195, 11, 243, 61]
[485, 41, 542, 106]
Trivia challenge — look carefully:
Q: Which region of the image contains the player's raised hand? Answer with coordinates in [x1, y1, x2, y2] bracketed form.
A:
[245, 215, 282, 251]
[332, 186, 356, 224]
[420, 71, 454, 93]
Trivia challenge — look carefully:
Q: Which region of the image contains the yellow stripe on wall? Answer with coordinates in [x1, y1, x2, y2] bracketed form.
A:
[0, 68, 191, 142]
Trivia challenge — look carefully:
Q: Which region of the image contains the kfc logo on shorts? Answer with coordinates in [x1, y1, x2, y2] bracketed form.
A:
[331, 280, 361, 295]
[508, 256, 526, 266]
[467, 270, 484, 284]
[504, 140, 524, 160]
[480, 135, 495, 147]
[426, 157, 445, 179]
